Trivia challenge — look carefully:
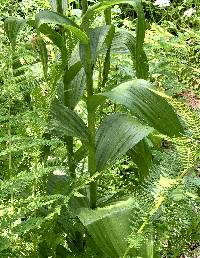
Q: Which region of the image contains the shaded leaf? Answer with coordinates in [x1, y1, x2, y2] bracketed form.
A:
[100, 79, 184, 137]
[38, 24, 68, 61]
[74, 144, 88, 163]
[111, 29, 149, 79]
[63, 61, 86, 108]
[48, 100, 89, 142]
[96, 113, 153, 171]
[89, 25, 115, 66]
[127, 139, 152, 180]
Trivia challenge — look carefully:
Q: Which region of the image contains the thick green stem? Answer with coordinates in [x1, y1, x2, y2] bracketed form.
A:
[88, 111, 97, 209]
[84, 44, 97, 209]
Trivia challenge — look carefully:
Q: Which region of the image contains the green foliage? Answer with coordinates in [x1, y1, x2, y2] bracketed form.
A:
[0, 0, 199, 257]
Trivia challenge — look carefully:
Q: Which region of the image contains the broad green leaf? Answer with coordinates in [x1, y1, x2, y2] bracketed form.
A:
[48, 100, 89, 142]
[89, 25, 115, 66]
[35, 10, 89, 44]
[96, 113, 153, 171]
[127, 139, 152, 180]
[78, 198, 135, 257]
[4, 17, 26, 50]
[100, 79, 184, 137]
[63, 61, 86, 108]
[110, 29, 149, 79]
[79, 25, 115, 76]
[82, 0, 147, 78]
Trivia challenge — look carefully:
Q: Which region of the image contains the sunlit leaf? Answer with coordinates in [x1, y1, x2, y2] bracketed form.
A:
[100, 79, 184, 136]
[78, 198, 135, 257]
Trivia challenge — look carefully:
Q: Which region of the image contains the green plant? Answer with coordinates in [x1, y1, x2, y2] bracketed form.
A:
[1, 0, 199, 257]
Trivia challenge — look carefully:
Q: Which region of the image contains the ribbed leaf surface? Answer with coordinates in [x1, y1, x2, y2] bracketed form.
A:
[48, 101, 89, 142]
[111, 29, 149, 79]
[79, 25, 115, 75]
[83, 0, 147, 78]
[63, 61, 86, 108]
[96, 113, 153, 171]
[89, 25, 115, 66]
[35, 10, 88, 44]
[78, 198, 134, 257]
[101, 79, 184, 137]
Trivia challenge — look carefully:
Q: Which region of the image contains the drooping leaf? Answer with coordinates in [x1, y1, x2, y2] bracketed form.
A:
[127, 139, 152, 180]
[63, 61, 86, 108]
[82, 0, 147, 78]
[4, 17, 26, 50]
[96, 113, 154, 171]
[38, 24, 68, 61]
[35, 10, 89, 44]
[48, 100, 89, 142]
[100, 79, 184, 137]
[78, 198, 135, 257]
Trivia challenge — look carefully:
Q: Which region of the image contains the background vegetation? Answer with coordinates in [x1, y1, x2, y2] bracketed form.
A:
[0, 0, 199, 257]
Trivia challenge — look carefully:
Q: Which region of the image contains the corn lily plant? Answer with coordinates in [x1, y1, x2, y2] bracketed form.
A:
[4, 0, 184, 256]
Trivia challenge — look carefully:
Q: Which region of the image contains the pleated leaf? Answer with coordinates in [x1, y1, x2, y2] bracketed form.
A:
[49, 0, 68, 14]
[4, 17, 26, 50]
[63, 61, 85, 108]
[100, 79, 184, 137]
[78, 198, 134, 257]
[110, 29, 149, 79]
[79, 25, 115, 74]
[90, 25, 115, 66]
[82, 0, 147, 79]
[96, 113, 153, 171]
[48, 100, 89, 142]
[35, 10, 88, 44]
